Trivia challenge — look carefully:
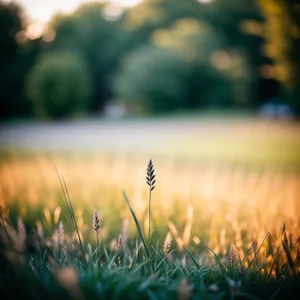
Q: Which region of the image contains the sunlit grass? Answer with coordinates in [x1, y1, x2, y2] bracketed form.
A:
[0, 151, 299, 299]
[0, 117, 300, 299]
[1, 150, 299, 248]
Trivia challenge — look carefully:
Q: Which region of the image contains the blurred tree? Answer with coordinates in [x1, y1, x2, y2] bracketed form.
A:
[0, 1, 21, 63]
[0, 1, 24, 119]
[26, 52, 92, 119]
[0, 1, 45, 119]
[151, 18, 231, 108]
[126, 0, 264, 66]
[114, 18, 253, 112]
[0, 0, 271, 119]
[114, 45, 189, 112]
[123, 0, 266, 108]
[48, 2, 130, 113]
[257, 0, 300, 114]
[34, 0, 265, 116]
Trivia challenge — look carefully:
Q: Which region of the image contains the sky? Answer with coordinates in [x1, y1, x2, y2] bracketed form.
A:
[3, 0, 143, 38]
[4, 0, 213, 38]
[7, 0, 213, 24]
[5, 0, 143, 23]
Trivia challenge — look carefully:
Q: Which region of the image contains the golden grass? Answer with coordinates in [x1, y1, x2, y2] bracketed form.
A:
[0, 151, 299, 274]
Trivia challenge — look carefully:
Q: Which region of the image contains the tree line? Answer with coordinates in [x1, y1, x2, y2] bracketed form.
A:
[1, 0, 299, 119]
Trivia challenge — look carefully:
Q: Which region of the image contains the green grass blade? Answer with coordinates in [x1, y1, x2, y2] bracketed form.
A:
[205, 244, 227, 273]
[56, 169, 87, 268]
[244, 232, 270, 275]
[123, 190, 149, 259]
[107, 253, 120, 269]
[182, 246, 200, 269]
[102, 244, 110, 264]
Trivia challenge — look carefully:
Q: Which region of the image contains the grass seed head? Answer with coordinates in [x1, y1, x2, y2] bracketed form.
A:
[93, 210, 100, 234]
[164, 232, 172, 256]
[118, 234, 123, 249]
[54, 206, 62, 226]
[230, 245, 236, 264]
[128, 256, 134, 270]
[146, 159, 156, 191]
[58, 220, 64, 246]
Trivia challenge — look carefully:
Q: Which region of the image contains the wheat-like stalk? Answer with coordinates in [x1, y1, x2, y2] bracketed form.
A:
[146, 159, 155, 262]
[230, 245, 236, 265]
[164, 232, 172, 256]
[128, 256, 133, 270]
[57, 220, 64, 257]
[118, 234, 123, 250]
[58, 220, 64, 247]
[93, 210, 100, 233]
[146, 159, 156, 191]
[93, 210, 101, 268]
[54, 207, 62, 226]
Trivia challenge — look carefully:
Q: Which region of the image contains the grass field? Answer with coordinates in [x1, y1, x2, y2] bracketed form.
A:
[0, 116, 300, 299]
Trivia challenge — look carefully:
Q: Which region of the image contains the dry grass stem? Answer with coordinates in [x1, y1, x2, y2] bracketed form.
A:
[163, 232, 172, 256]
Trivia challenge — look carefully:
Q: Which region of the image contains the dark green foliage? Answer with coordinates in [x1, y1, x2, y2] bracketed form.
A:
[114, 17, 254, 113]
[120, 0, 265, 111]
[257, 0, 300, 115]
[114, 45, 190, 113]
[49, 2, 129, 112]
[1, 0, 272, 119]
[26, 51, 92, 119]
[0, 2, 25, 119]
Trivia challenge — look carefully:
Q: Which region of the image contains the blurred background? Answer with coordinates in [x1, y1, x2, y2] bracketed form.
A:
[0, 0, 299, 120]
[0, 0, 300, 247]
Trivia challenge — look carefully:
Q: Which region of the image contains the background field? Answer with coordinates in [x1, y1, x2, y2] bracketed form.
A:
[1, 115, 300, 254]
[1, 114, 300, 167]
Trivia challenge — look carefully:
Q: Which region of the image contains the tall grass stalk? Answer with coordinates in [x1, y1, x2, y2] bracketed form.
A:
[93, 210, 100, 267]
[146, 159, 156, 260]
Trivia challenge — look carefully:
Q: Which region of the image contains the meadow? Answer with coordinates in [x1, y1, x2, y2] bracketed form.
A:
[0, 116, 300, 299]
